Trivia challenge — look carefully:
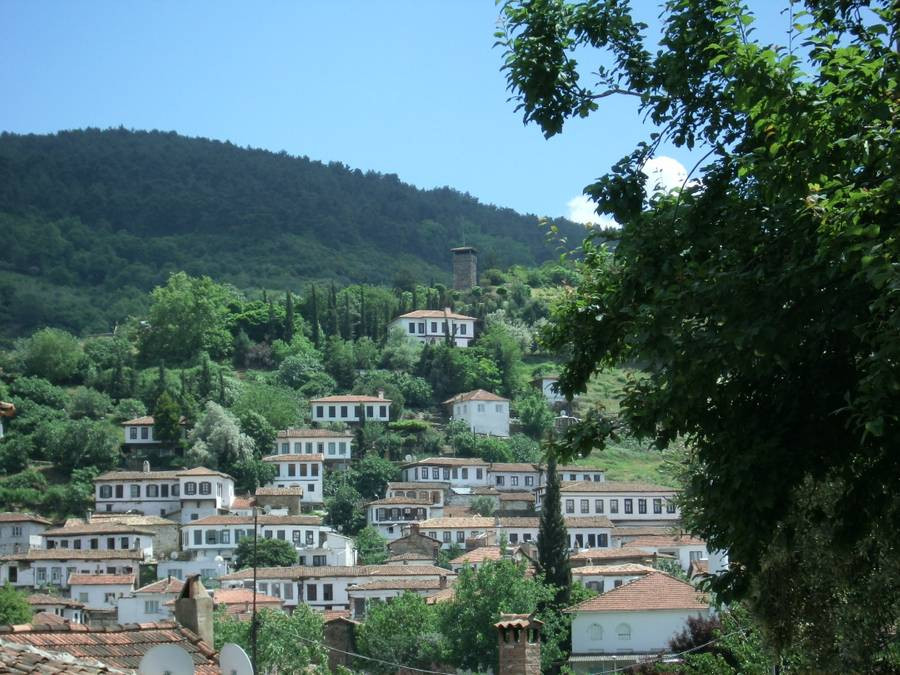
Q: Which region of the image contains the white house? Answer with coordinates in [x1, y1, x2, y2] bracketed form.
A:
[367, 497, 441, 541]
[180, 514, 332, 563]
[385, 481, 448, 508]
[445, 389, 510, 437]
[566, 572, 710, 672]
[531, 375, 567, 405]
[537, 481, 680, 525]
[68, 573, 135, 622]
[262, 453, 324, 505]
[120, 416, 185, 453]
[0, 549, 142, 590]
[42, 522, 154, 561]
[400, 458, 490, 488]
[116, 576, 183, 624]
[156, 557, 228, 583]
[488, 463, 541, 491]
[274, 428, 354, 468]
[623, 535, 709, 572]
[389, 308, 477, 347]
[347, 576, 452, 618]
[556, 466, 607, 483]
[93, 463, 236, 524]
[570, 563, 655, 593]
[27, 593, 85, 624]
[448, 546, 535, 573]
[219, 563, 452, 612]
[309, 393, 391, 423]
[0, 513, 52, 555]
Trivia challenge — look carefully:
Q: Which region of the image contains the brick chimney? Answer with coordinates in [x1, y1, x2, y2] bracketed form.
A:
[376, 388, 385, 400]
[408, 522, 420, 536]
[495, 613, 542, 675]
[175, 575, 214, 646]
[84, 510, 92, 524]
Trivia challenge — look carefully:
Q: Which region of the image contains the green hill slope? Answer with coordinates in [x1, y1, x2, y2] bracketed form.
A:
[0, 128, 580, 337]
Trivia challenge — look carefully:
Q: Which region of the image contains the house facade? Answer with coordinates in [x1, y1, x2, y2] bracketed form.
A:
[116, 576, 183, 624]
[389, 308, 477, 347]
[445, 389, 510, 437]
[309, 394, 391, 423]
[68, 573, 135, 623]
[262, 453, 324, 505]
[42, 522, 154, 560]
[489, 463, 541, 491]
[400, 458, 490, 488]
[531, 375, 567, 405]
[537, 481, 680, 525]
[570, 564, 655, 593]
[0, 549, 142, 590]
[366, 497, 439, 541]
[0, 513, 51, 555]
[274, 428, 354, 468]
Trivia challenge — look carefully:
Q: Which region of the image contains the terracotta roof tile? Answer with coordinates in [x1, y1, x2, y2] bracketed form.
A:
[44, 524, 154, 537]
[402, 457, 489, 468]
[498, 492, 536, 501]
[418, 516, 495, 529]
[213, 589, 282, 609]
[557, 480, 677, 494]
[565, 516, 615, 529]
[67, 574, 135, 586]
[183, 514, 322, 527]
[0, 621, 217, 673]
[262, 453, 325, 462]
[367, 497, 432, 506]
[29, 612, 70, 626]
[627, 535, 706, 548]
[27, 595, 84, 608]
[494, 613, 543, 629]
[387, 553, 434, 562]
[0, 550, 142, 562]
[349, 578, 445, 591]
[489, 463, 540, 472]
[220, 564, 451, 581]
[0, 512, 52, 525]
[121, 416, 155, 425]
[425, 586, 456, 604]
[570, 546, 670, 561]
[134, 578, 184, 594]
[450, 547, 505, 564]
[86, 515, 175, 527]
[566, 572, 708, 612]
[0, 640, 121, 673]
[396, 309, 475, 320]
[94, 466, 232, 481]
[322, 609, 352, 622]
[571, 564, 656, 576]
[442, 389, 509, 404]
[229, 497, 255, 509]
[309, 394, 392, 403]
[276, 428, 353, 439]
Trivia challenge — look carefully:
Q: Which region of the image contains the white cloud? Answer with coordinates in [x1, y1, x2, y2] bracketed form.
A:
[642, 155, 689, 195]
[566, 194, 619, 228]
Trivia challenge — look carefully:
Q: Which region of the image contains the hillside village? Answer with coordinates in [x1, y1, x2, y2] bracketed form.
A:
[0, 248, 723, 673]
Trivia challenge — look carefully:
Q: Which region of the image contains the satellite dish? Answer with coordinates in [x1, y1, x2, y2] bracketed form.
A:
[404, 454, 413, 462]
[169, 551, 178, 560]
[214, 555, 224, 562]
[220, 643, 254, 675]
[138, 643, 195, 674]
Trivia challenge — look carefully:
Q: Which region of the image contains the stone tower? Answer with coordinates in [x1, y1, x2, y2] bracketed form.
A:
[495, 613, 543, 675]
[451, 246, 477, 290]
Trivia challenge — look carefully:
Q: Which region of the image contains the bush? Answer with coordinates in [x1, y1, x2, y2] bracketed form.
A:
[67, 386, 113, 420]
[15, 328, 83, 383]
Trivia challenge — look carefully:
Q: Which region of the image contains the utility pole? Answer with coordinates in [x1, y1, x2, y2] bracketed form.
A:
[251, 505, 258, 673]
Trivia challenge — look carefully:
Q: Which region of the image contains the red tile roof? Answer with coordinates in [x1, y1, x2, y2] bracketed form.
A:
[450, 547, 505, 564]
[570, 547, 668, 562]
[67, 574, 134, 587]
[349, 578, 445, 591]
[229, 497, 255, 510]
[571, 564, 656, 576]
[402, 457, 489, 467]
[442, 389, 509, 404]
[29, 612, 70, 626]
[557, 480, 677, 494]
[0, 640, 118, 673]
[220, 564, 451, 581]
[276, 428, 353, 438]
[627, 535, 706, 548]
[322, 609, 352, 622]
[489, 463, 540, 472]
[94, 466, 232, 481]
[387, 481, 450, 490]
[566, 572, 709, 612]
[309, 394, 391, 403]
[387, 553, 435, 562]
[213, 588, 282, 611]
[0, 512, 52, 525]
[121, 416, 155, 425]
[183, 514, 322, 527]
[27, 595, 84, 608]
[134, 578, 184, 594]
[498, 492, 536, 502]
[418, 516, 495, 529]
[396, 309, 475, 320]
[494, 613, 543, 629]
[44, 524, 154, 536]
[0, 621, 217, 673]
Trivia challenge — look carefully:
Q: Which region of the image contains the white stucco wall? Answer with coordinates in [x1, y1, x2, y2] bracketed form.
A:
[116, 592, 178, 624]
[404, 464, 489, 487]
[571, 608, 710, 655]
[453, 401, 509, 437]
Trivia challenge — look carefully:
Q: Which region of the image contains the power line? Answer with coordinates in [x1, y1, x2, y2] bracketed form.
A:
[598, 627, 750, 673]
[291, 632, 458, 675]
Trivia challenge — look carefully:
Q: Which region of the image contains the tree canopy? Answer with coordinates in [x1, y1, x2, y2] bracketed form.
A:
[233, 536, 297, 570]
[499, 0, 898, 667]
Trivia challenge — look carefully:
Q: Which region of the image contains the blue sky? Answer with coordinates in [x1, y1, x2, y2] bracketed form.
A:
[1, 1, 789, 222]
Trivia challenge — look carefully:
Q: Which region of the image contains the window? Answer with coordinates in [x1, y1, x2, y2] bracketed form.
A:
[565, 499, 575, 514]
[306, 584, 317, 601]
[366, 405, 374, 417]
[145, 600, 160, 614]
[281, 442, 289, 453]
[418, 322, 425, 334]
[130, 427, 138, 440]
[107, 537, 115, 549]
[99, 485, 112, 499]
[190, 514, 198, 521]
[205, 530, 218, 545]
[624, 499, 633, 514]
[316, 405, 324, 418]
[590, 623, 604, 641]
[258, 582, 268, 594]
[689, 550, 703, 561]
[115, 485, 123, 498]
[595, 499, 604, 514]
[610, 499, 619, 514]
[442, 532, 450, 543]
[79, 592, 88, 602]
[300, 464, 308, 477]
[171, 484, 179, 497]
[120, 537, 129, 549]
[288, 464, 296, 477]
[305, 442, 314, 453]
[431, 468, 439, 480]
[638, 499, 647, 514]
[74, 540, 81, 550]
[598, 533, 608, 547]
[339, 442, 347, 455]
[495, 404, 503, 413]
[340, 405, 347, 418]
[461, 468, 468, 479]
[379, 405, 387, 417]
[51, 567, 61, 583]
[509, 533, 519, 543]
[653, 498, 663, 514]
[271, 584, 281, 598]
[276, 530, 286, 540]
[580, 499, 590, 514]
[193, 530, 202, 546]
[459, 324, 467, 335]
[141, 426, 149, 440]
[431, 321, 437, 332]
[36, 568, 46, 583]
[511, 476, 519, 486]
[147, 484, 159, 498]
[525, 476, 533, 486]
[90, 538, 99, 549]
[616, 623, 631, 640]
[221, 530, 231, 544]
[130, 484, 140, 498]
[666, 499, 677, 514]
[185, 482, 197, 495]
[523, 533, 532, 542]
[496, 476, 505, 487]
[328, 406, 336, 418]
[323, 583, 333, 601]
[328, 442, 336, 455]
[313, 555, 326, 566]
[311, 464, 320, 477]
[284, 583, 294, 599]
[199, 482, 212, 495]
[476, 403, 485, 413]
[614, 579, 623, 588]
[476, 468, 483, 479]
[456, 531, 465, 543]
[408, 322, 416, 334]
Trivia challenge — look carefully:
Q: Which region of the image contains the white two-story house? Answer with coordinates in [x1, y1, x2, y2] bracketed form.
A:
[389, 309, 476, 347]
[400, 458, 490, 488]
[0, 513, 51, 555]
[366, 497, 441, 541]
[537, 481, 680, 526]
[93, 463, 236, 524]
[488, 463, 541, 491]
[0, 549, 142, 591]
[262, 453, 324, 506]
[116, 576, 183, 624]
[42, 522, 154, 560]
[309, 393, 391, 424]
[445, 390, 510, 437]
[274, 428, 354, 469]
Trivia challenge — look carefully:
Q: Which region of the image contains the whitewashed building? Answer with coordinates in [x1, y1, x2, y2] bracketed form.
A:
[537, 481, 680, 525]
[389, 308, 477, 347]
[385, 481, 448, 508]
[116, 576, 183, 624]
[531, 375, 567, 405]
[489, 463, 541, 491]
[367, 497, 441, 541]
[0, 513, 51, 555]
[400, 458, 490, 488]
[26, 594, 85, 624]
[309, 393, 391, 423]
[42, 522, 154, 560]
[156, 557, 228, 583]
[567, 572, 710, 672]
[274, 428, 354, 468]
[93, 463, 236, 524]
[623, 535, 710, 572]
[570, 563, 655, 593]
[262, 453, 324, 505]
[556, 466, 607, 483]
[445, 389, 510, 437]
[0, 549, 142, 590]
[68, 573, 135, 621]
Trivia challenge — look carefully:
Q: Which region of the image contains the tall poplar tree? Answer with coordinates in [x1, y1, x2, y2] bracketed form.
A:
[309, 285, 321, 347]
[284, 291, 294, 342]
[538, 452, 570, 605]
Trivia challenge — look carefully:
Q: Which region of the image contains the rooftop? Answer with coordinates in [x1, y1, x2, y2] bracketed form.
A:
[220, 564, 451, 581]
[348, 578, 445, 592]
[213, 588, 282, 608]
[255, 486, 305, 497]
[0, 640, 121, 673]
[556, 480, 677, 494]
[309, 394, 391, 403]
[27, 594, 84, 608]
[184, 514, 322, 527]
[566, 572, 709, 613]
[396, 309, 476, 320]
[367, 497, 433, 506]
[134, 577, 184, 594]
[67, 574, 135, 587]
[418, 516, 495, 529]
[442, 389, 509, 404]
[94, 466, 232, 481]
[489, 463, 540, 472]
[276, 428, 353, 438]
[262, 453, 325, 462]
[570, 547, 670, 562]
[627, 535, 706, 548]
[402, 457, 489, 468]
[0, 512, 52, 525]
[571, 564, 656, 576]
[0, 550, 142, 562]
[44, 523, 155, 537]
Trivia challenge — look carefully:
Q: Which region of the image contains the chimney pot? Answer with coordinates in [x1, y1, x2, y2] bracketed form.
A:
[174, 575, 214, 646]
[85, 510, 92, 524]
[376, 388, 385, 400]
[142, 460, 150, 473]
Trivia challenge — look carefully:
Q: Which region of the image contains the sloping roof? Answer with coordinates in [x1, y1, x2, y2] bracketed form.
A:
[418, 516, 495, 529]
[27, 594, 84, 608]
[387, 481, 449, 490]
[262, 453, 325, 462]
[44, 523, 154, 537]
[220, 564, 451, 581]
[442, 389, 509, 404]
[309, 394, 391, 403]
[0, 621, 217, 673]
[67, 574, 134, 586]
[387, 553, 435, 562]
[425, 586, 456, 604]
[367, 497, 432, 506]
[94, 466, 232, 481]
[570, 547, 667, 562]
[0, 550, 142, 562]
[349, 579, 444, 592]
[134, 577, 184, 594]
[0, 640, 122, 673]
[229, 497, 255, 510]
[213, 588, 282, 607]
[565, 516, 616, 529]
[255, 486, 304, 497]
[571, 564, 656, 576]
[183, 514, 322, 527]
[627, 535, 706, 548]
[566, 572, 708, 612]
[557, 480, 677, 493]
[402, 457, 489, 468]
[489, 463, 540, 472]
[0, 512, 52, 525]
[494, 613, 543, 629]
[322, 609, 352, 623]
[498, 492, 536, 502]
[30, 612, 70, 626]
[396, 309, 476, 321]
[276, 428, 354, 439]
[178, 467, 233, 478]
[450, 547, 506, 564]
[121, 416, 155, 425]
[86, 515, 175, 527]
[609, 526, 675, 538]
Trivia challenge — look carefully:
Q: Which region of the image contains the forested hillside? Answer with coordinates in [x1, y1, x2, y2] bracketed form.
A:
[0, 129, 581, 338]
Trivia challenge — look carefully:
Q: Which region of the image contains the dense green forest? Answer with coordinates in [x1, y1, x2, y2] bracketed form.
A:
[0, 128, 583, 339]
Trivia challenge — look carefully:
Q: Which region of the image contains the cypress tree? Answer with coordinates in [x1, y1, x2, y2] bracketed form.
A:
[310, 286, 321, 347]
[358, 286, 366, 339]
[284, 291, 295, 342]
[329, 282, 339, 336]
[342, 293, 352, 340]
[152, 361, 168, 404]
[538, 452, 571, 605]
[266, 300, 276, 341]
[198, 352, 212, 400]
